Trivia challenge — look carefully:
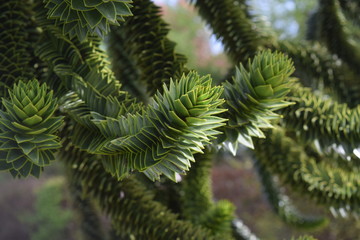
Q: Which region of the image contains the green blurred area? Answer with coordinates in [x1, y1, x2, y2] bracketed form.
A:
[0, 163, 76, 240]
[21, 177, 74, 240]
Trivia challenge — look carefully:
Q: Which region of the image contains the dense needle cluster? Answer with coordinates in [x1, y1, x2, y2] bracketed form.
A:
[1, 0, 360, 239]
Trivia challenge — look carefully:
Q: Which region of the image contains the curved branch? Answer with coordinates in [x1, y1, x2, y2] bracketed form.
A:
[116, 0, 188, 95]
[254, 127, 360, 212]
[189, 0, 276, 64]
[0, 0, 34, 100]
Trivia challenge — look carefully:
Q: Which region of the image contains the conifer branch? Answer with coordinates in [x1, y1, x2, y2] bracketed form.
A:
[0, 80, 63, 178]
[254, 157, 328, 229]
[281, 83, 360, 154]
[278, 41, 360, 106]
[254, 127, 360, 212]
[0, 0, 34, 99]
[62, 148, 218, 239]
[221, 50, 295, 150]
[44, 0, 133, 41]
[115, 0, 188, 95]
[181, 150, 235, 238]
[107, 27, 146, 102]
[190, 0, 276, 64]
[317, 0, 360, 73]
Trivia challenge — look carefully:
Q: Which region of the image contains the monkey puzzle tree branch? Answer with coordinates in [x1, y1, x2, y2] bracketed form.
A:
[254, 127, 360, 212]
[190, 0, 276, 64]
[0, 0, 35, 99]
[115, 0, 188, 95]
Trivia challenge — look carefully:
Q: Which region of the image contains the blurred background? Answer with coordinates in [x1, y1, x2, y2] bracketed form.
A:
[2, 0, 360, 239]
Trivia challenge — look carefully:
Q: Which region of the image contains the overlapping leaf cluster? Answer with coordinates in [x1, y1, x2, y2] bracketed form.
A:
[114, 0, 188, 95]
[35, 29, 138, 117]
[35, 0, 227, 183]
[33, 4, 141, 118]
[44, 0, 133, 41]
[255, 128, 360, 213]
[0, 1, 34, 99]
[190, 0, 360, 232]
[0, 80, 63, 178]
[2, 0, 360, 238]
[281, 84, 360, 154]
[60, 145, 216, 240]
[107, 27, 143, 101]
[222, 51, 295, 150]
[69, 72, 227, 181]
[278, 41, 360, 106]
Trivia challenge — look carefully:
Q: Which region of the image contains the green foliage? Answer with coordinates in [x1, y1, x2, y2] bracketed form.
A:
[61, 148, 216, 240]
[107, 27, 144, 101]
[181, 151, 214, 221]
[0, 80, 63, 178]
[181, 150, 235, 237]
[22, 177, 73, 240]
[190, 0, 275, 64]
[68, 176, 105, 240]
[254, 158, 328, 229]
[2, 0, 360, 239]
[222, 50, 295, 150]
[0, 1, 34, 98]
[254, 128, 360, 212]
[113, 0, 188, 95]
[291, 235, 318, 240]
[198, 200, 235, 237]
[44, 0, 133, 41]
[192, 0, 360, 230]
[281, 83, 360, 153]
[315, 0, 360, 72]
[278, 41, 360, 105]
[91, 71, 226, 181]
